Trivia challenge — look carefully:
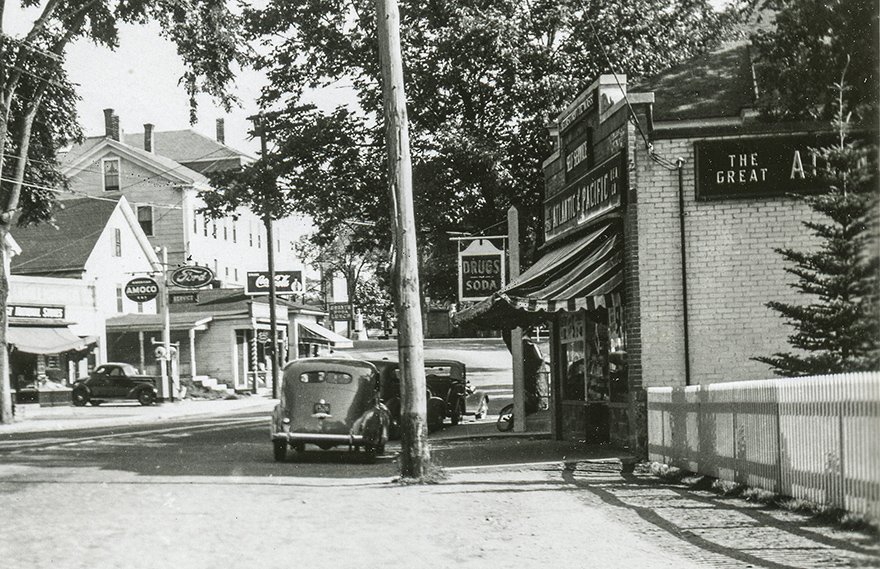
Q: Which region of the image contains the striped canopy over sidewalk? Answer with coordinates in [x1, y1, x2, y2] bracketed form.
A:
[455, 222, 622, 329]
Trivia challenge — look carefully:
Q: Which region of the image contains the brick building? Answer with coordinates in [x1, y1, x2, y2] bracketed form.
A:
[458, 40, 859, 454]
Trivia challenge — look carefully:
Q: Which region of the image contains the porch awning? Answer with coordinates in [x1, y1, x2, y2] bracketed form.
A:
[298, 321, 354, 349]
[455, 222, 622, 329]
[7, 326, 87, 354]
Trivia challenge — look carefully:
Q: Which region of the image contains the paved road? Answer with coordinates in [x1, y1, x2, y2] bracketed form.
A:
[1, 407, 876, 569]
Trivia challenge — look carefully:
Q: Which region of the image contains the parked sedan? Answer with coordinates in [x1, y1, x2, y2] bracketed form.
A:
[71, 363, 159, 406]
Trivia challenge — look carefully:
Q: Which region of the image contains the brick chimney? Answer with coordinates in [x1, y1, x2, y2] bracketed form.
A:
[144, 123, 154, 152]
[216, 118, 225, 145]
[103, 108, 120, 141]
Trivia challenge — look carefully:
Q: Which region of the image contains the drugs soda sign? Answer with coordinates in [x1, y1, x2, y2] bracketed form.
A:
[458, 238, 505, 302]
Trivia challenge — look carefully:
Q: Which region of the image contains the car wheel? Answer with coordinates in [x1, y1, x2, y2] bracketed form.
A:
[72, 389, 89, 407]
[476, 396, 489, 419]
[273, 440, 287, 462]
[138, 390, 156, 406]
[496, 403, 515, 432]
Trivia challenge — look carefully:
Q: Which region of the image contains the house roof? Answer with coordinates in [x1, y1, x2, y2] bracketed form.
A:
[631, 39, 757, 123]
[61, 136, 211, 187]
[10, 197, 120, 276]
[122, 130, 252, 174]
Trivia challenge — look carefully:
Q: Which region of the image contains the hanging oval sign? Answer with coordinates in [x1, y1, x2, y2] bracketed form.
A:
[125, 277, 159, 303]
[170, 265, 215, 289]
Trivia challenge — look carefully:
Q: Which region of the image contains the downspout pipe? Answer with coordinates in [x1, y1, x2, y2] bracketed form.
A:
[676, 158, 692, 386]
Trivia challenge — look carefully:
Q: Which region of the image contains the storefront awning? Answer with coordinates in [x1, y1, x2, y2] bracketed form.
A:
[298, 321, 354, 349]
[455, 222, 622, 329]
[7, 326, 88, 354]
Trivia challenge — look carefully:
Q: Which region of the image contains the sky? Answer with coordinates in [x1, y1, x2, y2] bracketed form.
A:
[5, 14, 353, 157]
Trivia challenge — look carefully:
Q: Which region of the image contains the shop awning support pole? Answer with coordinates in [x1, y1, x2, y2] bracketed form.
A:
[256, 115, 281, 400]
[508, 206, 526, 433]
[677, 159, 692, 386]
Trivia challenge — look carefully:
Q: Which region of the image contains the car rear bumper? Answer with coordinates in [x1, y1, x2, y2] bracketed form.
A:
[272, 432, 366, 446]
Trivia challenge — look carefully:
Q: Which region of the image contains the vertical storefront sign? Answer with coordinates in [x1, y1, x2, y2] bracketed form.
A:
[458, 238, 506, 302]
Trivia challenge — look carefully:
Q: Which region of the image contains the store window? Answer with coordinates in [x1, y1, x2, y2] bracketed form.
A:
[116, 285, 124, 312]
[559, 312, 586, 401]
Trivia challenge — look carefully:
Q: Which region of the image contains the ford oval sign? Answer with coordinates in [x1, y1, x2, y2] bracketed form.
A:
[170, 265, 215, 289]
[125, 277, 159, 302]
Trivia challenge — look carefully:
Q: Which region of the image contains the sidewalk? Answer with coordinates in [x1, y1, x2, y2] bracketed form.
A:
[0, 394, 276, 434]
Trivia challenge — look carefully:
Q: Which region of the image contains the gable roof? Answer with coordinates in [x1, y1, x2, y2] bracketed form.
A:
[10, 197, 120, 276]
[122, 129, 252, 174]
[61, 136, 211, 187]
[631, 39, 757, 123]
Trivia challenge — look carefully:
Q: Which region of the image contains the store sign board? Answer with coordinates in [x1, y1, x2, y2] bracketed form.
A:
[169, 292, 199, 304]
[124, 277, 159, 303]
[328, 302, 352, 321]
[694, 134, 838, 200]
[458, 239, 506, 302]
[544, 151, 626, 243]
[245, 270, 304, 295]
[7, 305, 65, 320]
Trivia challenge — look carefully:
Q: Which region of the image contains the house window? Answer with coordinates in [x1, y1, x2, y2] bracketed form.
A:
[249, 222, 253, 247]
[234, 268, 238, 281]
[232, 221, 237, 243]
[225, 267, 230, 278]
[103, 158, 120, 192]
[113, 228, 122, 257]
[193, 211, 198, 234]
[116, 285, 124, 313]
[138, 206, 153, 236]
[137, 301, 144, 314]
[257, 232, 261, 248]
[212, 221, 217, 239]
[204, 216, 208, 236]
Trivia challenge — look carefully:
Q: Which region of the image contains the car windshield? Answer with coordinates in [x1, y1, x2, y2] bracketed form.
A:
[298, 371, 353, 384]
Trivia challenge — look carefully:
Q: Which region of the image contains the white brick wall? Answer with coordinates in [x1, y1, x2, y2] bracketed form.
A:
[634, 137, 821, 388]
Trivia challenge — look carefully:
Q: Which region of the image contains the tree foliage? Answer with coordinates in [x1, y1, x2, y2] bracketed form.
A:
[244, 0, 743, 302]
[755, 78, 880, 376]
[750, 0, 879, 121]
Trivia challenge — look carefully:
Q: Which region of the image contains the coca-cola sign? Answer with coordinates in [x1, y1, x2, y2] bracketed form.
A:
[170, 265, 215, 289]
[245, 271, 303, 295]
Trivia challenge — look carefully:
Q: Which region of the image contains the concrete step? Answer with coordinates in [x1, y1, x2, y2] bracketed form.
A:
[193, 376, 230, 393]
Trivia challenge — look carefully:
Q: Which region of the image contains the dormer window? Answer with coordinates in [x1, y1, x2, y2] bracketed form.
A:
[103, 158, 120, 192]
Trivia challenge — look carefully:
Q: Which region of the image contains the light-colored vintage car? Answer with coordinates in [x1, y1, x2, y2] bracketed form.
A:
[270, 358, 390, 463]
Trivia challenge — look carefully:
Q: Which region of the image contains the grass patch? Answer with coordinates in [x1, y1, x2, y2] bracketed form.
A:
[180, 378, 240, 400]
[648, 462, 879, 537]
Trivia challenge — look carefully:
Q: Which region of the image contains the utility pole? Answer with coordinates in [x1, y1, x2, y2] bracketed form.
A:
[159, 246, 173, 402]
[254, 115, 281, 399]
[376, 0, 430, 478]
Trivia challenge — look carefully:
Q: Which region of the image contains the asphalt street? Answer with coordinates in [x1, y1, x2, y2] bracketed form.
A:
[1, 404, 877, 569]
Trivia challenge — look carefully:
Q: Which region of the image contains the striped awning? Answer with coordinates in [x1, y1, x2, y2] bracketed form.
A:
[455, 223, 622, 328]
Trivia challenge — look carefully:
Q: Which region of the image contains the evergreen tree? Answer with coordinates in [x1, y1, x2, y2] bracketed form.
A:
[756, 74, 880, 376]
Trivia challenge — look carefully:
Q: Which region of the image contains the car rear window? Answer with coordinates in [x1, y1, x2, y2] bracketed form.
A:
[298, 371, 353, 384]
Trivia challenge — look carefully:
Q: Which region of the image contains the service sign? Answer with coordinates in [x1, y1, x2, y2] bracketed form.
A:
[125, 277, 159, 303]
[458, 238, 505, 302]
[694, 134, 838, 200]
[170, 265, 215, 289]
[245, 270, 304, 295]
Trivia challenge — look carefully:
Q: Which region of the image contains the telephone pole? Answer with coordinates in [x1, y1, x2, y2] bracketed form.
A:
[376, 0, 430, 478]
[253, 115, 281, 399]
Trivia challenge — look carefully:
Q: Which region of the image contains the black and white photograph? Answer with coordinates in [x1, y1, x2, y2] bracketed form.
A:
[0, 1, 877, 567]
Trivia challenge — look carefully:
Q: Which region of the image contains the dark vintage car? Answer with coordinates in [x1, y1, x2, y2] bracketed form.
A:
[71, 363, 159, 406]
[270, 358, 391, 462]
[371, 359, 489, 436]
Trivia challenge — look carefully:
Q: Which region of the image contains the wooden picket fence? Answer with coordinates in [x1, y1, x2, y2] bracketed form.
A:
[647, 372, 880, 521]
